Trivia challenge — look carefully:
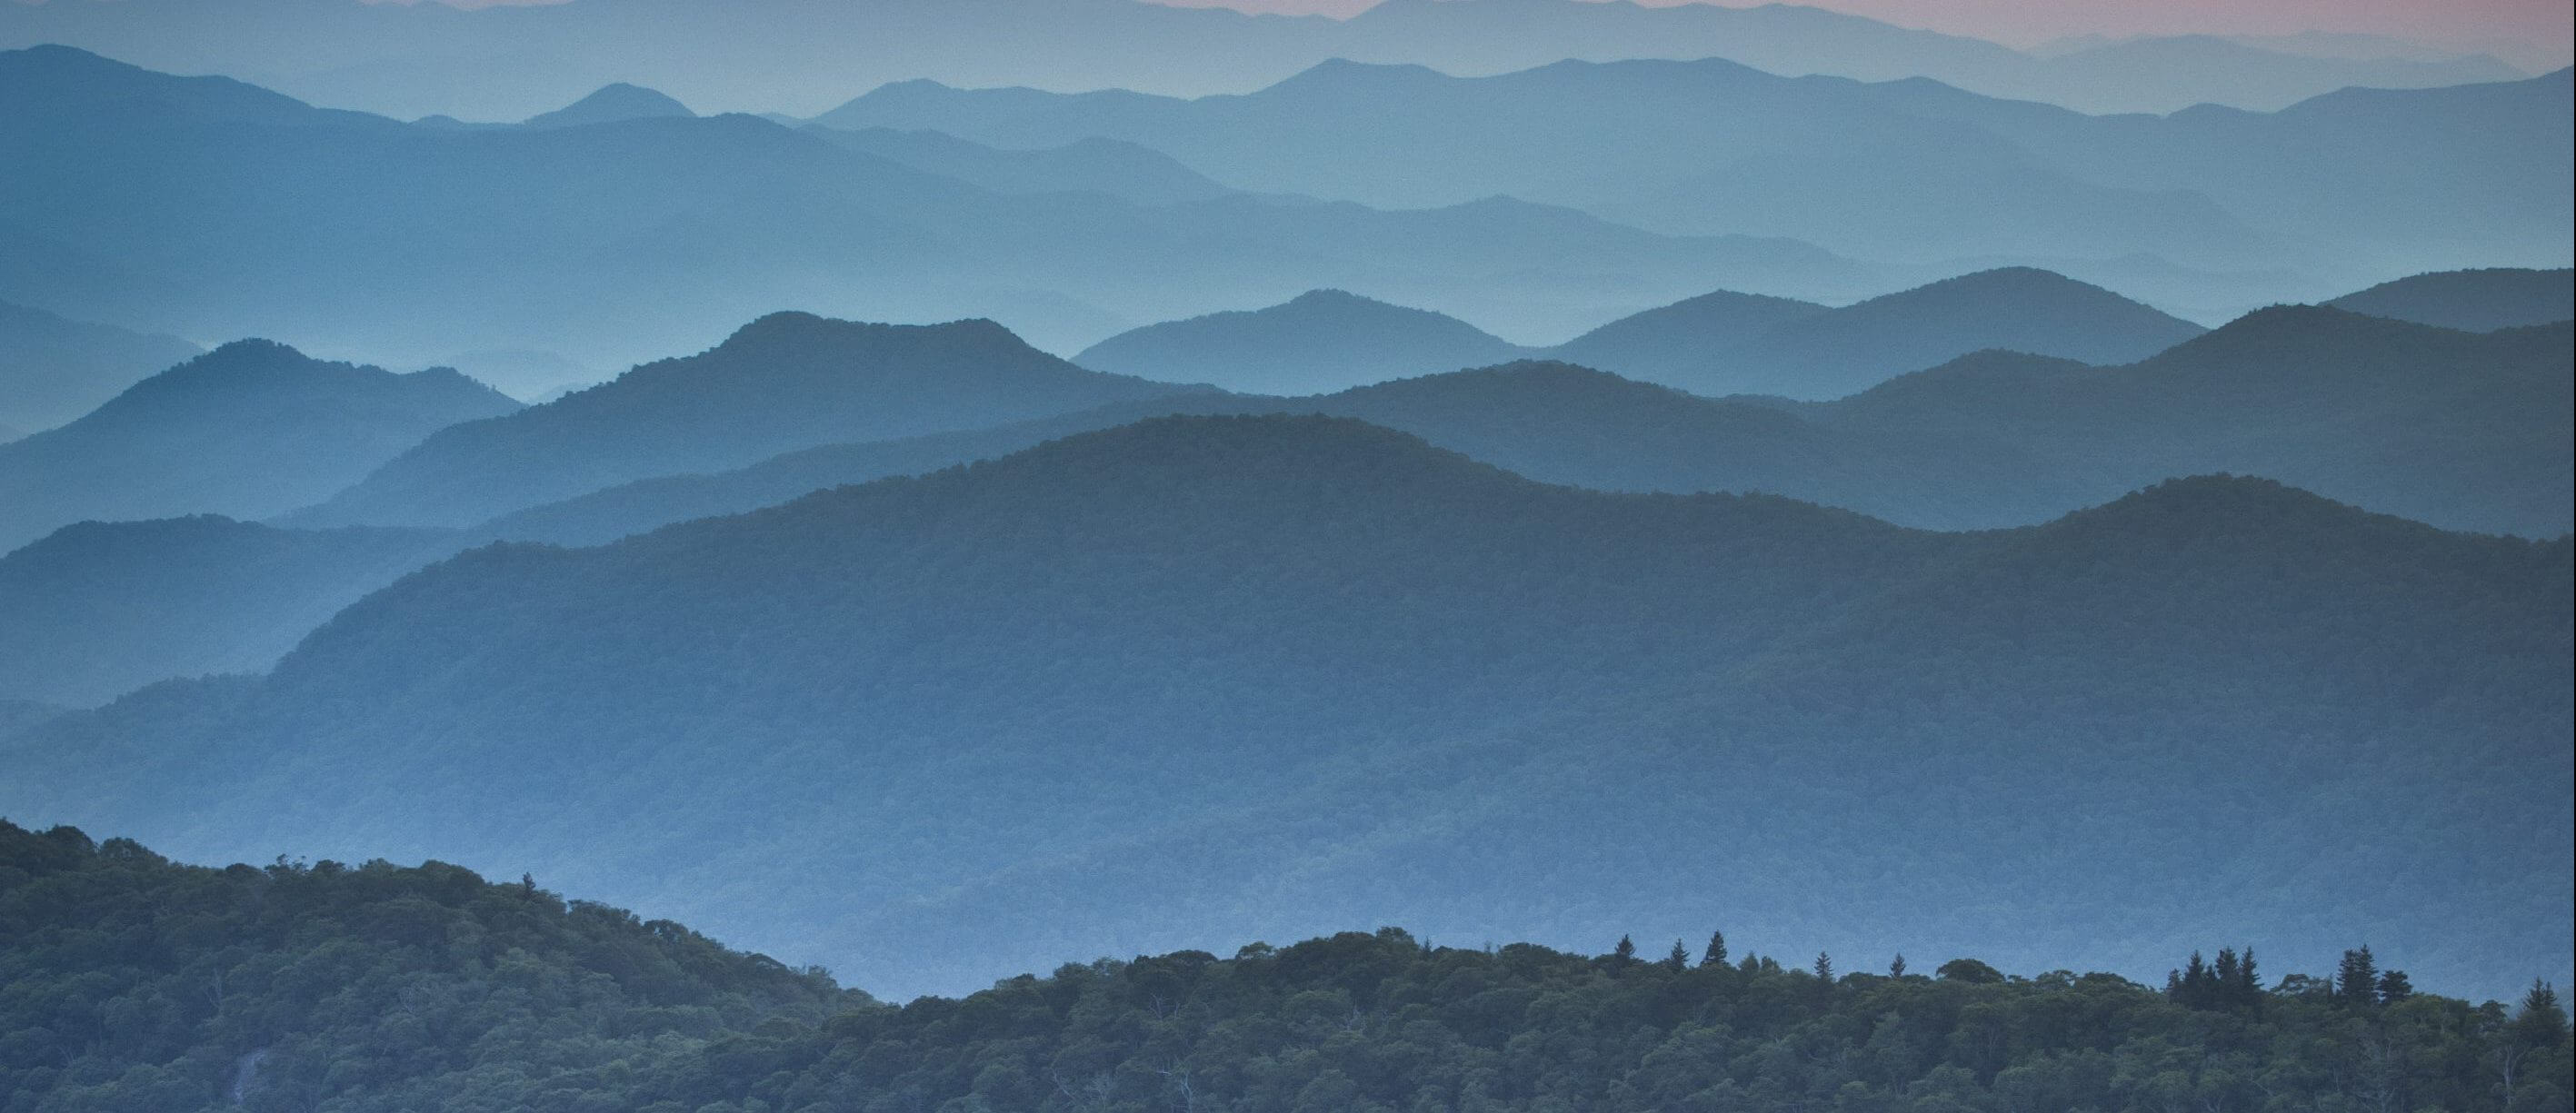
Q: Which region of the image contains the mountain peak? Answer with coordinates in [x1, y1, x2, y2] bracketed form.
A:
[523, 83, 695, 129]
[711, 313, 1036, 361]
[1076, 292, 1525, 394]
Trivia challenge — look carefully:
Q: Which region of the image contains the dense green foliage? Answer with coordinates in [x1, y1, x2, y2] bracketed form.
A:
[0, 821, 858, 1113]
[0, 340, 519, 552]
[9, 415, 2565, 1000]
[5, 822, 2570, 1112]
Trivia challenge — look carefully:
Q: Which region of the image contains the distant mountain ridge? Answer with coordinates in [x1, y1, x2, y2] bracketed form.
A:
[0, 45, 1876, 369]
[818, 57, 2569, 291]
[0, 298, 201, 433]
[470, 303, 2570, 545]
[1076, 289, 1531, 393]
[0, 516, 464, 707]
[1547, 267, 2207, 398]
[285, 313, 1201, 528]
[524, 82, 694, 129]
[0, 0, 2537, 121]
[2327, 267, 2574, 332]
[0, 340, 519, 552]
[7, 414, 2563, 1001]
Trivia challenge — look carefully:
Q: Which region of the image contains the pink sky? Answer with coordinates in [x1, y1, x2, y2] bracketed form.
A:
[1154, 0, 2572, 55]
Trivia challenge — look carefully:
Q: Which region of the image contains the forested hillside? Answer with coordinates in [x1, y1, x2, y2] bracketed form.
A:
[0, 821, 857, 1113]
[9, 416, 2564, 999]
[3, 821, 2569, 1112]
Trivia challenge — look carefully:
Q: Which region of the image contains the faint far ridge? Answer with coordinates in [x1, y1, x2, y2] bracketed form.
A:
[523, 83, 695, 129]
[2325, 267, 2575, 333]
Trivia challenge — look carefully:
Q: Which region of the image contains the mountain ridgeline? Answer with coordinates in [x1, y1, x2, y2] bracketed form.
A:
[0, 298, 201, 434]
[0, 517, 465, 708]
[285, 313, 1198, 528]
[7, 415, 2564, 1002]
[2325, 266, 2574, 332]
[0, 340, 518, 552]
[1075, 288, 1531, 395]
[469, 302, 2571, 544]
[4, 821, 2571, 1112]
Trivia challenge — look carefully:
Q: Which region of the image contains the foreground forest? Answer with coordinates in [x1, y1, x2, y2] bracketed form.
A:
[4, 822, 2570, 1113]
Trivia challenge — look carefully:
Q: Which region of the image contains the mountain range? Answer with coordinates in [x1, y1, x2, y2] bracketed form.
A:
[0, 0, 2535, 122]
[8, 293, 2555, 710]
[814, 57, 2571, 284]
[0, 45, 1877, 372]
[463, 295, 2572, 542]
[6, 414, 2563, 1001]
[0, 340, 518, 552]
[282, 313, 1197, 528]
[1074, 269, 2207, 400]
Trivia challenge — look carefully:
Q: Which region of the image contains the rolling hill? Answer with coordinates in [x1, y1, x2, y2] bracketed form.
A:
[2327, 266, 2575, 332]
[285, 313, 1200, 529]
[0, 340, 519, 552]
[8, 415, 2564, 1001]
[1546, 267, 2206, 398]
[479, 302, 2570, 544]
[1074, 289, 1531, 393]
[521, 82, 694, 129]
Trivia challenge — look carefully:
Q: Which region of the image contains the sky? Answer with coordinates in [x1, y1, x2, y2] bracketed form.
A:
[1152, 0, 2573, 58]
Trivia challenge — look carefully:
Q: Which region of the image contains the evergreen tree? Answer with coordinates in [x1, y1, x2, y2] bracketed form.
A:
[2337, 947, 2381, 1008]
[1702, 930, 1728, 969]
[1610, 935, 1637, 970]
[1890, 954, 1906, 979]
[2376, 969, 2413, 1005]
[1814, 952, 1834, 984]
[2515, 981, 2570, 1045]
[1663, 940, 1690, 971]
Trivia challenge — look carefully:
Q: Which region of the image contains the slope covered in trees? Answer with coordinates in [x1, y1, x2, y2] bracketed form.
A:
[7, 416, 2564, 1000]
[0, 341, 518, 552]
[0, 820, 858, 1113]
[3, 821, 2569, 1113]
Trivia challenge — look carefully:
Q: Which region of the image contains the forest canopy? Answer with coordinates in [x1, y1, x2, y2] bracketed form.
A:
[4, 821, 2569, 1113]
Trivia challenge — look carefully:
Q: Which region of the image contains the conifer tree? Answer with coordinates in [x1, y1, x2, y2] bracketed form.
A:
[1702, 930, 1728, 969]
[2337, 947, 2381, 1008]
